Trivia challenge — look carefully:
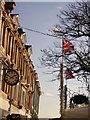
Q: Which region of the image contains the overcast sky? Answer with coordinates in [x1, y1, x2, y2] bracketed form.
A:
[13, 1, 88, 118]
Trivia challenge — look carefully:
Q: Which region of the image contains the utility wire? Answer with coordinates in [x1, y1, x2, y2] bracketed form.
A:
[20, 25, 60, 38]
[2, 15, 61, 39]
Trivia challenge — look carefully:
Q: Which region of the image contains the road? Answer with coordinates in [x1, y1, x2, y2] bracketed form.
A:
[62, 105, 90, 118]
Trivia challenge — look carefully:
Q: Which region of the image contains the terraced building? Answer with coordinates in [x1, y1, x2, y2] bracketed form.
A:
[0, 0, 41, 119]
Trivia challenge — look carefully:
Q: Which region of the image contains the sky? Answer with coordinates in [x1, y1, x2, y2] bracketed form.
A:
[14, 0, 84, 2]
[13, 1, 88, 118]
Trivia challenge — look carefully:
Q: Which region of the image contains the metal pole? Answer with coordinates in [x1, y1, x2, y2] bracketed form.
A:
[64, 85, 67, 109]
[60, 62, 64, 117]
[88, 36, 90, 100]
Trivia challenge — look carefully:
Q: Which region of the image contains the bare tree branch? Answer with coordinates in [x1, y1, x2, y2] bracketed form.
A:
[39, 1, 90, 91]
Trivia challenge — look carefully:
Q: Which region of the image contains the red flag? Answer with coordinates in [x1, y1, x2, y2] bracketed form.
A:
[65, 68, 74, 79]
[63, 38, 74, 55]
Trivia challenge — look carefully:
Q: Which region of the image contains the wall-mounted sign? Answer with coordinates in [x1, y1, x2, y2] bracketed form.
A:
[4, 69, 19, 86]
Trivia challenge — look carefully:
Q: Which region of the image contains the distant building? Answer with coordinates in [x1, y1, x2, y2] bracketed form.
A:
[0, 0, 41, 119]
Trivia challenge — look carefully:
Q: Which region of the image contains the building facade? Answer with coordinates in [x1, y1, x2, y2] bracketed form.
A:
[0, 0, 41, 119]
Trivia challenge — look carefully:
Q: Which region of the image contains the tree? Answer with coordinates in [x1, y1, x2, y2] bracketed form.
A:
[40, 1, 90, 91]
[70, 94, 89, 108]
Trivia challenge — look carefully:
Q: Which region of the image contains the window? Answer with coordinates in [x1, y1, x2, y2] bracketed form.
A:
[1, 66, 6, 92]
[6, 28, 9, 56]
[12, 37, 15, 62]
[21, 88, 26, 106]
[18, 49, 20, 70]
[23, 60, 24, 76]
[2, 26, 6, 48]
[22, 91, 25, 105]
[24, 62, 26, 80]
[12, 85, 18, 101]
[28, 95, 30, 109]
[11, 36, 14, 62]
[12, 86, 16, 100]
[8, 36, 11, 55]
[15, 45, 17, 64]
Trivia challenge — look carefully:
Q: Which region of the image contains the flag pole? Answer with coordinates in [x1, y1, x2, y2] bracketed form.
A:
[60, 37, 75, 114]
[60, 62, 63, 117]
[65, 76, 67, 109]
[60, 37, 64, 118]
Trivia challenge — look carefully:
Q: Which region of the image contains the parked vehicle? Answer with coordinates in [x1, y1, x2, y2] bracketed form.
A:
[6, 114, 28, 120]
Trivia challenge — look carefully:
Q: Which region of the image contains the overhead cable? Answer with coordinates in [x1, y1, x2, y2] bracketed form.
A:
[20, 25, 60, 38]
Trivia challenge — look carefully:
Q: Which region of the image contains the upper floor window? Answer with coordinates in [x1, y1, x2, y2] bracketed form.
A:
[11, 36, 14, 62]
[2, 26, 6, 48]
[15, 44, 17, 64]
[8, 36, 11, 55]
